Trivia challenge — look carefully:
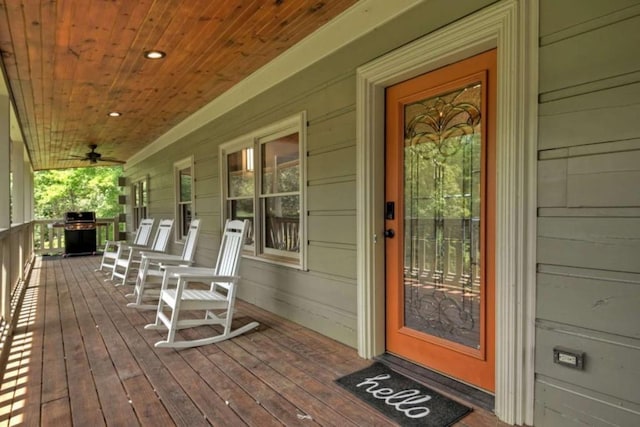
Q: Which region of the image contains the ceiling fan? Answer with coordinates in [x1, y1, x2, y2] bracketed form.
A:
[63, 144, 125, 164]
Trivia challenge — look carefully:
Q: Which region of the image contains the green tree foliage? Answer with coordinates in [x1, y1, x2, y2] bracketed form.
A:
[34, 166, 123, 219]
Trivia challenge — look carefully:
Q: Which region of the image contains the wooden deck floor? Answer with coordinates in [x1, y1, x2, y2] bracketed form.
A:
[0, 255, 507, 426]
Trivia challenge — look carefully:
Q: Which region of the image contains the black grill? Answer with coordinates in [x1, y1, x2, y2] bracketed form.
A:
[64, 211, 97, 256]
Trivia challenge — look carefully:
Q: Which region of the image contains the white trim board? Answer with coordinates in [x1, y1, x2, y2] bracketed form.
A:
[125, 0, 422, 170]
[355, 0, 538, 425]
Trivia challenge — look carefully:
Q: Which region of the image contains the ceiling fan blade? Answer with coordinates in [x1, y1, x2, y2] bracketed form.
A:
[59, 145, 124, 165]
[98, 157, 126, 164]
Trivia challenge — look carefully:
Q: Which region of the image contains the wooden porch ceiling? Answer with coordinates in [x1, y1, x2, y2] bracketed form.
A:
[0, 0, 357, 171]
[0, 255, 503, 426]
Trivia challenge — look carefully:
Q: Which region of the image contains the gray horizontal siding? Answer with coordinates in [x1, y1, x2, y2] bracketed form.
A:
[539, 0, 640, 40]
[538, 266, 640, 339]
[538, 216, 640, 273]
[536, 0, 640, 425]
[536, 323, 640, 404]
[239, 261, 358, 343]
[535, 377, 640, 427]
[539, 80, 640, 151]
[539, 5, 640, 94]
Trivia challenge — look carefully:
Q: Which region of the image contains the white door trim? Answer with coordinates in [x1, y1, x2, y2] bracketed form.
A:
[355, 0, 538, 424]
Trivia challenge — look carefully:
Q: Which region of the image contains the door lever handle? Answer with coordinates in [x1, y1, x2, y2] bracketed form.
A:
[384, 229, 395, 238]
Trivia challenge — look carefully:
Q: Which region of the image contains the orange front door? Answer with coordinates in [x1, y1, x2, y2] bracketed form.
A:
[385, 49, 496, 392]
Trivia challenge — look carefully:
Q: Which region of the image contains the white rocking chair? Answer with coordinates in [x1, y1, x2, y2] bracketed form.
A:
[111, 219, 174, 286]
[145, 219, 258, 348]
[97, 218, 155, 274]
[126, 219, 201, 309]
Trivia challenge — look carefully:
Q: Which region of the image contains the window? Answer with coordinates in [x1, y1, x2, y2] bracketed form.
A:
[131, 176, 149, 230]
[174, 157, 194, 241]
[220, 112, 306, 268]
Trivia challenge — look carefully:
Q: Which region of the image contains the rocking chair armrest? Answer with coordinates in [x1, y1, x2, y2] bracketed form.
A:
[104, 239, 125, 246]
[118, 243, 147, 252]
[176, 273, 240, 283]
[157, 260, 194, 269]
[136, 248, 167, 257]
[154, 258, 194, 271]
[162, 266, 216, 277]
[119, 241, 147, 248]
[141, 253, 186, 263]
[163, 266, 239, 283]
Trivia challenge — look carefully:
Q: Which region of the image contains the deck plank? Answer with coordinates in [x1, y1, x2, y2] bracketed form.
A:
[13, 258, 46, 427]
[176, 346, 270, 427]
[65, 258, 140, 426]
[67, 259, 175, 425]
[233, 327, 394, 426]
[206, 346, 319, 426]
[216, 338, 359, 427]
[40, 397, 72, 427]
[40, 258, 69, 407]
[56, 259, 106, 427]
[77, 259, 211, 427]
[0, 255, 507, 427]
[76, 262, 144, 381]
[122, 374, 175, 426]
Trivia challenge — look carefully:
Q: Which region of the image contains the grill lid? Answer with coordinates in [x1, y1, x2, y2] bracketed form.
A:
[64, 211, 96, 223]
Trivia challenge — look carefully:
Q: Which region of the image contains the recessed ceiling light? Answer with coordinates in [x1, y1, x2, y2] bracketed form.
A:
[108, 111, 121, 117]
[144, 50, 166, 59]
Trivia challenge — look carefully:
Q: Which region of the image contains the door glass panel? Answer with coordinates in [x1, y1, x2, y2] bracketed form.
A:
[403, 82, 482, 349]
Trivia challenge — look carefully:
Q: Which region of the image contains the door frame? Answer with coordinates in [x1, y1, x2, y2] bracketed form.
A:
[355, 0, 538, 424]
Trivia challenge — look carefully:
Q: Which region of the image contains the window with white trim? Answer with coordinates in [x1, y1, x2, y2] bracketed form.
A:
[174, 157, 194, 241]
[131, 176, 149, 230]
[221, 112, 306, 269]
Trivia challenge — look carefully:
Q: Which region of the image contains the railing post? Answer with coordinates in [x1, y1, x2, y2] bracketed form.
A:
[114, 215, 120, 243]
[38, 223, 44, 254]
[48, 224, 55, 253]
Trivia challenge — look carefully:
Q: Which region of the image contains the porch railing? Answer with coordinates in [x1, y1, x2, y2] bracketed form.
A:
[0, 222, 33, 300]
[33, 217, 120, 255]
[0, 222, 36, 387]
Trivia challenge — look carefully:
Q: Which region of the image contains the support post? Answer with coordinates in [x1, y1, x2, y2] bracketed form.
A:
[0, 94, 11, 320]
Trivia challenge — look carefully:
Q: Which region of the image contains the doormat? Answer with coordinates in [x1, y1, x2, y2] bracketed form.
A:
[336, 363, 472, 426]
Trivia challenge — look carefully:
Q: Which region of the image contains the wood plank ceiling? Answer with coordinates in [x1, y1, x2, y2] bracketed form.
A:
[0, 0, 357, 170]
